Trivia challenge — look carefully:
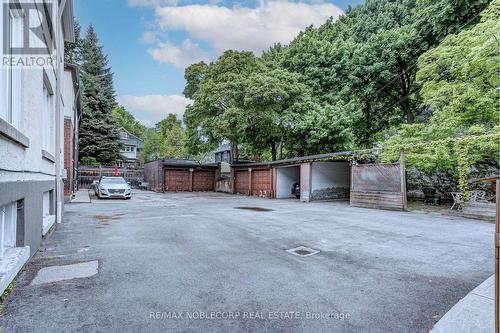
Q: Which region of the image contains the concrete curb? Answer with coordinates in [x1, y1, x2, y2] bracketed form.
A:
[71, 190, 91, 203]
[430, 275, 494, 333]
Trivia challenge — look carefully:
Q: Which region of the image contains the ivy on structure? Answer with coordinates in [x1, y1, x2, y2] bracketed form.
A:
[379, 133, 500, 209]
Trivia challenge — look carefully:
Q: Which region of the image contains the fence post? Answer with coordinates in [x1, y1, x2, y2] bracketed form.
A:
[400, 150, 408, 211]
[495, 179, 499, 333]
[189, 169, 194, 192]
[248, 168, 253, 196]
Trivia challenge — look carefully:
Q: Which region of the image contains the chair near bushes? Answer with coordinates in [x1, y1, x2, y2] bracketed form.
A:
[422, 187, 440, 205]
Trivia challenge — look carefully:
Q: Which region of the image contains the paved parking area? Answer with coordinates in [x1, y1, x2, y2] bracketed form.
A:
[0, 191, 494, 333]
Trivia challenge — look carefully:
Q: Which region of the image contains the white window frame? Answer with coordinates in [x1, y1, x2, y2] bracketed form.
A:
[0, 202, 17, 260]
[42, 75, 54, 153]
[0, 8, 23, 128]
[43, 191, 50, 218]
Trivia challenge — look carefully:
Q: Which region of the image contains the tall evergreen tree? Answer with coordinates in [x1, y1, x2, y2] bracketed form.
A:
[64, 20, 83, 64]
[78, 25, 121, 165]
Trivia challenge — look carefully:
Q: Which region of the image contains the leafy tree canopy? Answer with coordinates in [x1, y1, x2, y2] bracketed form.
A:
[113, 106, 147, 139]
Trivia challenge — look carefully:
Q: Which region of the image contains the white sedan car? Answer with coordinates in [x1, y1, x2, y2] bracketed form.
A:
[97, 177, 132, 200]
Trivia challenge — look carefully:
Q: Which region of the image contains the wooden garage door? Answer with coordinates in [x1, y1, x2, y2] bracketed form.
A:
[193, 171, 215, 192]
[251, 169, 271, 196]
[165, 170, 190, 192]
[234, 170, 249, 194]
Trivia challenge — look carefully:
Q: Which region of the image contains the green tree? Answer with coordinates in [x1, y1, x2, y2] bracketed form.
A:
[414, 0, 492, 47]
[383, 0, 500, 175]
[143, 128, 163, 162]
[242, 68, 310, 160]
[416, 0, 500, 136]
[79, 25, 121, 165]
[161, 125, 188, 159]
[184, 50, 263, 159]
[183, 61, 208, 99]
[65, 20, 83, 64]
[113, 106, 147, 139]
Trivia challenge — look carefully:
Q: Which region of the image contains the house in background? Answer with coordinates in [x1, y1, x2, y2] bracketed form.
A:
[63, 64, 82, 202]
[215, 143, 233, 164]
[118, 128, 144, 168]
[0, 0, 76, 294]
[215, 143, 239, 175]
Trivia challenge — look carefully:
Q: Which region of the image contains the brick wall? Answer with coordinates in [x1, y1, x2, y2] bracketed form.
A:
[63, 119, 73, 197]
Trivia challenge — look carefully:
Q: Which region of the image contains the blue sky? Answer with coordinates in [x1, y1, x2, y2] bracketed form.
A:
[74, 0, 364, 126]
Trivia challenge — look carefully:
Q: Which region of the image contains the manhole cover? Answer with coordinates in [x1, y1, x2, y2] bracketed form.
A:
[286, 246, 320, 257]
[234, 207, 274, 212]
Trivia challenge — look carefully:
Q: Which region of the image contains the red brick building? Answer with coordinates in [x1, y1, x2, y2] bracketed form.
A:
[63, 64, 82, 201]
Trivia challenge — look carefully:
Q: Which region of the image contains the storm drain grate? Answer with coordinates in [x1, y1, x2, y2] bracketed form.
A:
[286, 246, 320, 257]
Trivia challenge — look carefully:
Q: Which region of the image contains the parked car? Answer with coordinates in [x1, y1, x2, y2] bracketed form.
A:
[97, 177, 132, 200]
[292, 183, 301, 199]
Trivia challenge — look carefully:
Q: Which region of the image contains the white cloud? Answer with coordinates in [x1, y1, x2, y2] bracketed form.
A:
[148, 39, 210, 69]
[117, 95, 193, 125]
[153, 1, 343, 56]
[140, 31, 158, 44]
[128, 0, 178, 7]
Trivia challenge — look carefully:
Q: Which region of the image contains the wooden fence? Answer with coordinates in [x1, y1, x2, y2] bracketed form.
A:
[350, 153, 407, 211]
[78, 166, 145, 189]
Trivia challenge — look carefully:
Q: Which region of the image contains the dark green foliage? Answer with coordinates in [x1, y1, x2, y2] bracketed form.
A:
[64, 20, 83, 64]
[78, 25, 121, 165]
[183, 61, 208, 99]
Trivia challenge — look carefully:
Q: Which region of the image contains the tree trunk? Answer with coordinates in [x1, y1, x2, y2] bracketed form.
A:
[270, 143, 277, 161]
[231, 143, 239, 162]
[364, 102, 371, 145]
[401, 98, 414, 123]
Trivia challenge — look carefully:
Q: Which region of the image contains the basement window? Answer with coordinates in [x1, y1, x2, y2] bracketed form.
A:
[42, 191, 55, 236]
[0, 202, 17, 260]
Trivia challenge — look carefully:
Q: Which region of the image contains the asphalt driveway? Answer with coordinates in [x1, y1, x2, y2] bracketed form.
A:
[0, 191, 494, 333]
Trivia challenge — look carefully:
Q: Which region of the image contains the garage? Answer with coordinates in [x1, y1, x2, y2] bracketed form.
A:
[310, 161, 351, 201]
[165, 170, 190, 192]
[251, 169, 272, 197]
[193, 170, 216, 192]
[234, 170, 249, 195]
[144, 159, 219, 193]
[231, 153, 353, 201]
[231, 166, 273, 197]
[275, 166, 300, 199]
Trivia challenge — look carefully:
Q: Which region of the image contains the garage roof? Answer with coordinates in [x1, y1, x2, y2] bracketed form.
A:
[162, 159, 219, 169]
[232, 151, 355, 168]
